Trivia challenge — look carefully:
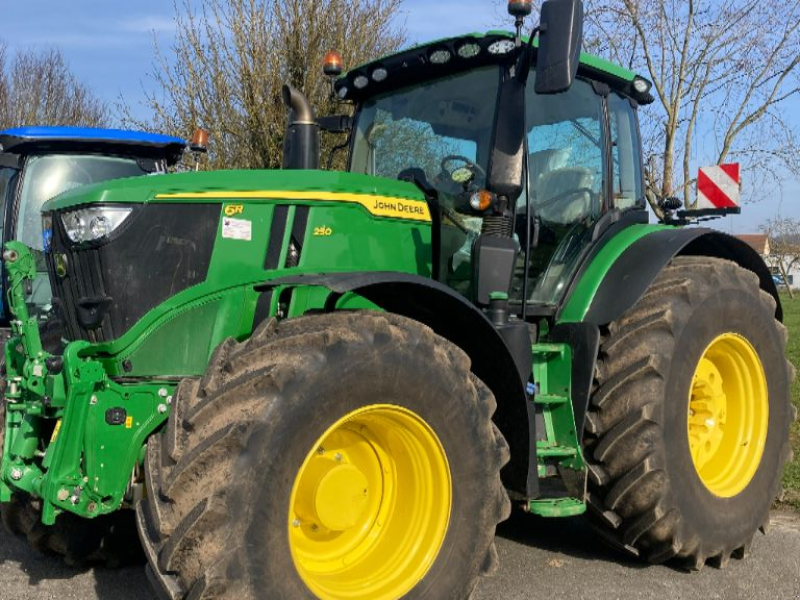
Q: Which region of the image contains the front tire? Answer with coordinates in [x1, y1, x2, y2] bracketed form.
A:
[138, 312, 510, 599]
[585, 257, 794, 568]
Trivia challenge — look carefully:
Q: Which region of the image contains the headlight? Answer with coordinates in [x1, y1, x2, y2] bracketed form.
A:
[488, 39, 515, 55]
[61, 206, 133, 243]
[633, 76, 652, 94]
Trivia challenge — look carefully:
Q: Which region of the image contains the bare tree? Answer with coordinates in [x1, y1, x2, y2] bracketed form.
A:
[0, 41, 108, 129]
[123, 0, 405, 170]
[578, 0, 800, 219]
[762, 217, 800, 298]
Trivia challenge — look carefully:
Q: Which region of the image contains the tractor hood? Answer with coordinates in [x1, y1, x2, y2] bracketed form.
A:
[43, 169, 427, 212]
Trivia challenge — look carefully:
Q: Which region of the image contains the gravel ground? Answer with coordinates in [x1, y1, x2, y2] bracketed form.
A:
[2, 509, 798, 600]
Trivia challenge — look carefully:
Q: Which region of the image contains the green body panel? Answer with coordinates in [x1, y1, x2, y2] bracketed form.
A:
[65, 171, 432, 378]
[44, 169, 428, 210]
[558, 224, 673, 324]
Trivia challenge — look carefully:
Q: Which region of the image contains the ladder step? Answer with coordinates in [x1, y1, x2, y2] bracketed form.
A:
[527, 497, 586, 517]
[531, 344, 565, 355]
[534, 394, 569, 405]
[537, 445, 577, 457]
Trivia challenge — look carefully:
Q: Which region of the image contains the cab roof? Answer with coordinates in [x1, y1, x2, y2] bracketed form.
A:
[336, 31, 652, 105]
[0, 126, 187, 166]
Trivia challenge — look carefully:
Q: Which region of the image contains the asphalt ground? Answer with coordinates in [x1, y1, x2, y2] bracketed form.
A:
[1, 509, 798, 600]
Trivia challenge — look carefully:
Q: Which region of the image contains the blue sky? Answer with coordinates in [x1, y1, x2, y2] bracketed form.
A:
[2, 0, 797, 232]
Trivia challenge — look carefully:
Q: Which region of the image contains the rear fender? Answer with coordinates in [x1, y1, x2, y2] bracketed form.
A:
[571, 228, 780, 326]
[257, 272, 538, 498]
[558, 227, 780, 436]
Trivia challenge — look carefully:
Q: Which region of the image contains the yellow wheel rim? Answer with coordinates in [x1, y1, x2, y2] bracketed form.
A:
[289, 404, 452, 600]
[687, 333, 769, 497]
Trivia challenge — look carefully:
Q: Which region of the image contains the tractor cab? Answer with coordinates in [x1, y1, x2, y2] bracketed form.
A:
[338, 28, 652, 316]
[0, 127, 186, 326]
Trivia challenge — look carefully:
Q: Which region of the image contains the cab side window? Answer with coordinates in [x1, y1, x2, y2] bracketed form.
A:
[608, 94, 644, 210]
[512, 78, 607, 307]
[526, 80, 605, 225]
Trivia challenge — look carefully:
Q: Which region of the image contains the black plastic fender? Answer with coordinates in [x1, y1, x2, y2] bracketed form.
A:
[256, 272, 538, 498]
[581, 228, 781, 325]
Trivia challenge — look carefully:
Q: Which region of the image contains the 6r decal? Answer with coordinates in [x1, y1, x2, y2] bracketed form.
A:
[224, 204, 244, 216]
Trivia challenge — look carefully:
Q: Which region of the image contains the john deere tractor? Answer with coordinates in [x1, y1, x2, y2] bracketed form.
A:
[0, 0, 793, 598]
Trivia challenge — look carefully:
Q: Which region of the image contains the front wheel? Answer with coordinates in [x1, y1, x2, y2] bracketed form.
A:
[138, 312, 510, 599]
[585, 257, 794, 568]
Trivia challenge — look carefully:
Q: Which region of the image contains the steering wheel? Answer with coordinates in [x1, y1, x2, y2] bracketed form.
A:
[439, 155, 486, 185]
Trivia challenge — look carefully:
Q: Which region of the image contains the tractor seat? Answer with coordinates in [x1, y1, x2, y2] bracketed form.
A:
[533, 167, 595, 224]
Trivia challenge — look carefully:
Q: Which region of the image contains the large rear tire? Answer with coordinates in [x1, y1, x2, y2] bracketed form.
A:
[138, 311, 510, 600]
[584, 257, 794, 568]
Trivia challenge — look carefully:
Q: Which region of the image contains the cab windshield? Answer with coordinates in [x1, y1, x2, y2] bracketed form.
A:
[350, 66, 501, 283]
[350, 66, 500, 187]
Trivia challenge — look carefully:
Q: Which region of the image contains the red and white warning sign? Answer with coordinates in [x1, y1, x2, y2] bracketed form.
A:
[696, 163, 740, 209]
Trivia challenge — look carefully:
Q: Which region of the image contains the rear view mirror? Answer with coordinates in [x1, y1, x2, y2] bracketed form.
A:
[535, 0, 584, 94]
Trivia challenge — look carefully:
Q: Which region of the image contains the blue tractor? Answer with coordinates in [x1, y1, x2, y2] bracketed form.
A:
[0, 127, 186, 334]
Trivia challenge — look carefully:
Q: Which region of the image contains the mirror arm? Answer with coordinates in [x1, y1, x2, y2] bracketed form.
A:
[516, 26, 539, 85]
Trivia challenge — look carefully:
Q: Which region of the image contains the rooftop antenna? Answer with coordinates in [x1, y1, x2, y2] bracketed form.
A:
[508, 0, 533, 46]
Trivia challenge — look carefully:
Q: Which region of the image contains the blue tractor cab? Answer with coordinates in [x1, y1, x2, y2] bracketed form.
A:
[0, 126, 187, 329]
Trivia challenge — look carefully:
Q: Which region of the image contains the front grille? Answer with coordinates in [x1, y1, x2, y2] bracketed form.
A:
[47, 204, 220, 343]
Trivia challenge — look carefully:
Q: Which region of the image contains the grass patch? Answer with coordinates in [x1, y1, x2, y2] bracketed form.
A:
[779, 292, 800, 510]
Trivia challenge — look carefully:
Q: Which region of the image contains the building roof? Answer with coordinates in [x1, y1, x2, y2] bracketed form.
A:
[735, 234, 770, 255]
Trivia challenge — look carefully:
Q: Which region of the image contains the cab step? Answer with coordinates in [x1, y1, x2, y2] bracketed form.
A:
[527, 497, 586, 517]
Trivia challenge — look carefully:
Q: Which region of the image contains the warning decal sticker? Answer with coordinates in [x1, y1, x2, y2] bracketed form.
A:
[222, 217, 252, 241]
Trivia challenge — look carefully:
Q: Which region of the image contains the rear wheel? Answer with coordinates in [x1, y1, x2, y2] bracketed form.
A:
[138, 311, 510, 599]
[584, 257, 794, 568]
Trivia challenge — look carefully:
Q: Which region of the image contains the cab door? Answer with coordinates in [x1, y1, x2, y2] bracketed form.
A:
[513, 77, 610, 309]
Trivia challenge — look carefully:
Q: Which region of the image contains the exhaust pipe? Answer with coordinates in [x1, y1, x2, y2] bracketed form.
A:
[282, 84, 319, 169]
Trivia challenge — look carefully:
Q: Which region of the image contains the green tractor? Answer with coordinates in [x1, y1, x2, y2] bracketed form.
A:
[1, 0, 794, 597]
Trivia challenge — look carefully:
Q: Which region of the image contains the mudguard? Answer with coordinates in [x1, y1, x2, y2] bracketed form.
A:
[557, 227, 780, 436]
[257, 272, 538, 498]
[581, 228, 780, 324]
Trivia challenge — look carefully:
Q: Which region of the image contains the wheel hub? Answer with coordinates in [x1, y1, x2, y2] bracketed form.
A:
[688, 357, 728, 468]
[288, 404, 452, 600]
[687, 333, 769, 498]
[295, 456, 370, 531]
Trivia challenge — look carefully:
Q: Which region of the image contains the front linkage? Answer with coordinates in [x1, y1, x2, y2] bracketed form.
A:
[1, 242, 173, 525]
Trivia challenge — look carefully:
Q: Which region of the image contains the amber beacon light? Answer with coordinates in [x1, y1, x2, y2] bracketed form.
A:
[323, 50, 344, 77]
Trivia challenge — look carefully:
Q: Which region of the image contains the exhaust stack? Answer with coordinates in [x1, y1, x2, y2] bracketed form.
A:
[282, 85, 319, 169]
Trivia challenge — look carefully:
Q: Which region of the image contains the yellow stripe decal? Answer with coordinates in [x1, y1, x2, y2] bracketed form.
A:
[154, 190, 431, 222]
